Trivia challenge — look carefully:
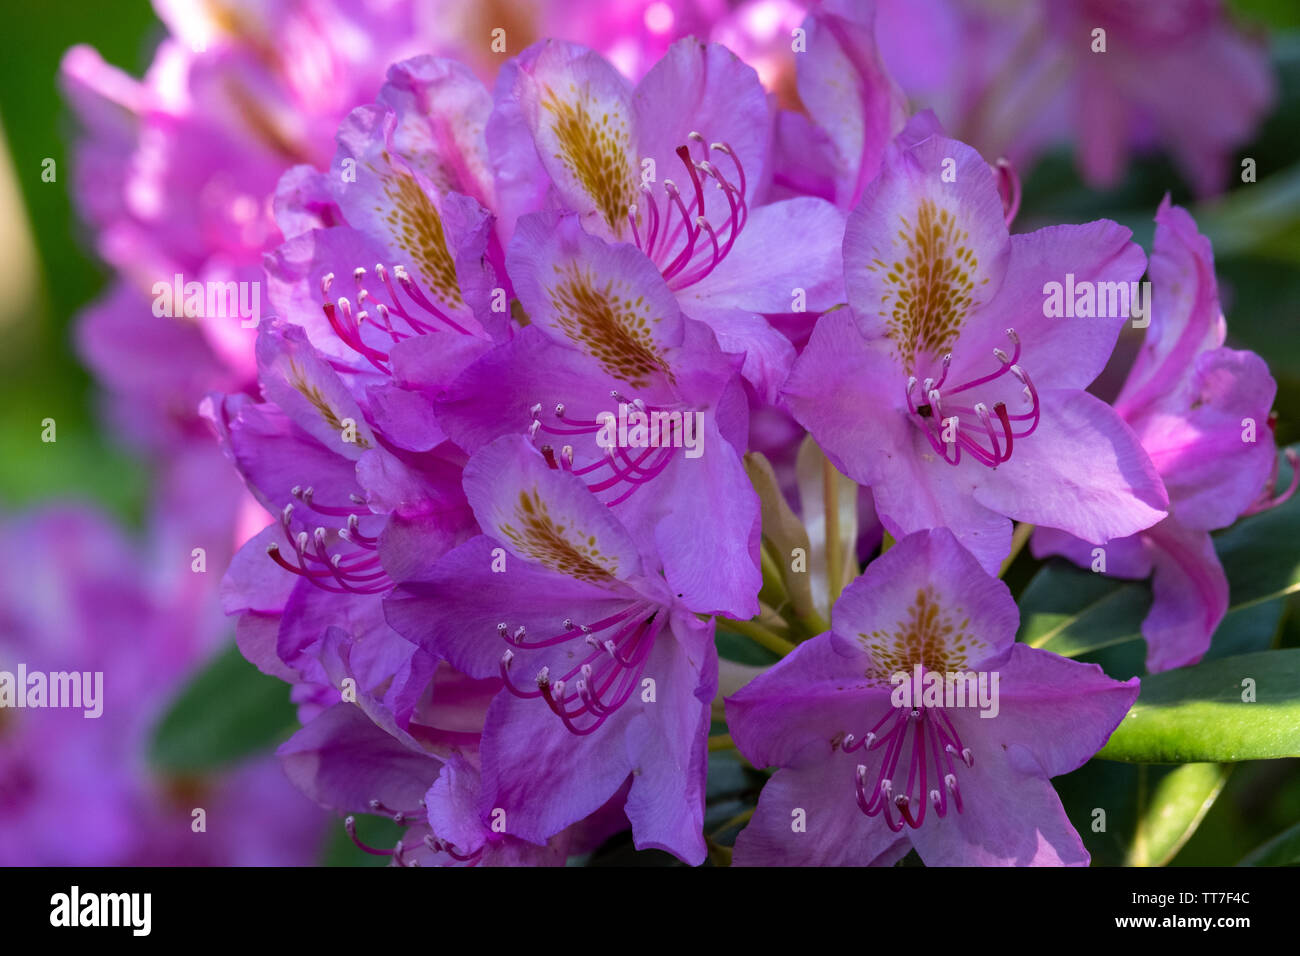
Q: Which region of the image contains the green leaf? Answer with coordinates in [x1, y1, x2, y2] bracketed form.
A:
[1238, 819, 1300, 866]
[1098, 650, 1300, 763]
[1128, 763, 1231, 867]
[1017, 446, 1300, 663]
[714, 626, 781, 666]
[150, 641, 298, 773]
[1214, 452, 1300, 611]
[1018, 563, 1150, 658]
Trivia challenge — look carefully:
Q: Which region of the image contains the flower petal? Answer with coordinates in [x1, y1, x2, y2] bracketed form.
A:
[1142, 520, 1229, 673]
[831, 528, 1019, 674]
[508, 40, 640, 241]
[733, 760, 911, 866]
[844, 115, 1010, 373]
[972, 388, 1168, 545]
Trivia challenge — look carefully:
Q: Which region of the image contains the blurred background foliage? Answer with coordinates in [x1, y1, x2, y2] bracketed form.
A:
[0, 0, 1297, 865]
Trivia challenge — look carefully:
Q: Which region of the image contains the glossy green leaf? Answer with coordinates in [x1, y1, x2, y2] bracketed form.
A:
[1128, 763, 1232, 866]
[1018, 446, 1300, 662]
[1055, 760, 1227, 867]
[1098, 650, 1300, 762]
[150, 641, 298, 773]
[1238, 818, 1300, 865]
[1018, 564, 1150, 658]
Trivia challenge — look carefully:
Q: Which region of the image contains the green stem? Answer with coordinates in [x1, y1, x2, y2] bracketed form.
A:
[709, 807, 755, 840]
[823, 456, 844, 607]
[716, 617, 796, 658]
[708, 733, 735, 752]
[999, 522, 1035, 578]
[759, 543, 789, 610]
[800, 609, 831, 637]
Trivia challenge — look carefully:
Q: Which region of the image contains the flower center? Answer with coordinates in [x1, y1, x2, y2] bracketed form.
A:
[628, 133, 749, 291]
[317, 262, 476, 375]
[528, 393, 685, 505]
[497, 603, 660, 735]
[904, 327, 1041, 468]
[264, 487, 390, 595]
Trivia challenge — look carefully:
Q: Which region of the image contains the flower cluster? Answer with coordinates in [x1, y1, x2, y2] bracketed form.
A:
[59, 0, 1290, 866]
[0, 507, 325, 865]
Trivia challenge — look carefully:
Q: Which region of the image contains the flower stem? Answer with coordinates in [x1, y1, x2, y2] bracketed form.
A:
[708, 733, 735, 752]
[824, 456, 844, 608]
[999, 522, 1035, 578]
[799, 608, 830, 637]
[709, 807, 755, 840]
[759, 543, 789, 609]
[716, 617, 796, 657]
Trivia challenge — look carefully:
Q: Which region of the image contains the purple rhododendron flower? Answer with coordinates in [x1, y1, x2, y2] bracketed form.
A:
[206, 320, 469, 736]
[874, 0, 1274, 196]
[1033, 199, 1293, 671]
[726, 529, 1139, 866]
[431, 212, 761, 616]
[783, 113, 1168, 572]
[386, 435, 717, 863]
[280, 694, 630, 866]
[499, 36, 847, 400]
[0, 507, 325, 866]
[38, 0, 1297, 872]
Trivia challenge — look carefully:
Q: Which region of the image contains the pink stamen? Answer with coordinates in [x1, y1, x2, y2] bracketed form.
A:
[499, 608, 659, 735]
[1243, 446, 1300, 516]
[904, 329, 1039, 469]
[848, 702, 973, 830]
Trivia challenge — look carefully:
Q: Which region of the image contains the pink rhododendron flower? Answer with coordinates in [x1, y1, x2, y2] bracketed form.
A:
[386, 436, 718, 863]
[39, 0, 1295, 872]
[783, 114, 1168, 572]
[874, 0, 1274, 195]
[727, 529, 1139, 866]
[0, 507, 324, 866]
[1033, 199, 1291, 671]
